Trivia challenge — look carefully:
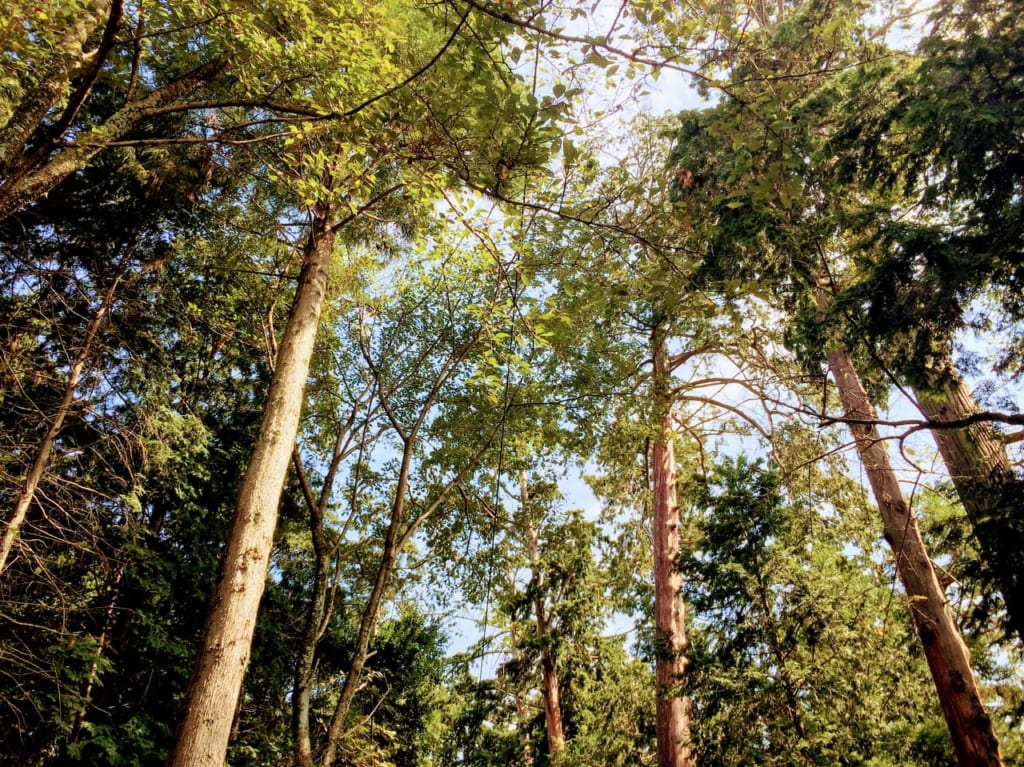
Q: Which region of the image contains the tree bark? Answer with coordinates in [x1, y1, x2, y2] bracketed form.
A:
[292, 401, 367, 766]
[166, 209, 335, 767]
[820, 327, 1003, 766]
[0, 0, 113, 170]
[651, 328, 696, 767]
[0, 272, 122, 575]
[912, 358, 1024, 640]
[519, 472, 566, 762]
[292, 451, 334, 767]
[0, 57, 230, 220]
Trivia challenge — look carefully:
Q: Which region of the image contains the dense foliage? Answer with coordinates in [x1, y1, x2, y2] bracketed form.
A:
[0, 0, 1021, 765]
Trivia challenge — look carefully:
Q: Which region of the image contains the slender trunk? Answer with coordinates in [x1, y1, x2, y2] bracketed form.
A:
[519, 472, 565, 761]
[505, 557, 535, 767]
[651, 329, 695, 767]
[0, 272, 122, 575]
[320, 438, 414, 767]
[317, 328, 484, 766]
[821, 336, 1003, 766]
[292, 406, 363, 766]
[292, 452, 332, 767]
[166, 210, 335, 767]
[0, 57, 230, 220]
[912, 359, 1024, 640]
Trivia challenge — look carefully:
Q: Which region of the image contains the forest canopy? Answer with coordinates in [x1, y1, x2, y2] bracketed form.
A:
[0, 1, 1021, 766]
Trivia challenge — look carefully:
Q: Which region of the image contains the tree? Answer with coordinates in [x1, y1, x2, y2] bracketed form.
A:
[650, 320, 696, 767]
[166, 1, 560, 761]
[166, 195, 341, 767]
[0, 132, 274, 763]
[517, 472, 566, 763]
[4, 0, 1023, 763]
[821, 0, 1024, 640]
[818, 302, 1002, 766]
[680, 454, 963, 766]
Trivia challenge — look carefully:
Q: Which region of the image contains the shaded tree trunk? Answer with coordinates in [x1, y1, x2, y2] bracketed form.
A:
[505, 568, 535, 767]
[821, 329, 1003, 767]
[754, 571, 807, 742]
[0, 271, 123, 575]
[319, 434, 414, 767]
[292, 451, 335, 767]
[0, 57, 230, 220]
[166, 207, 336, 767]
[651, 327, 696, 767]
[912, 357, 1024, 640]
[520, 472, 566, 762]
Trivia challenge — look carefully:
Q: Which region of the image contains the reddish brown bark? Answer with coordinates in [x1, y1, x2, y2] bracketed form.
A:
[820, 317, 1002, 766]
[912, 361, 1024, 640]
[520, 472, 566, 762]
[651, 330, 696, 767]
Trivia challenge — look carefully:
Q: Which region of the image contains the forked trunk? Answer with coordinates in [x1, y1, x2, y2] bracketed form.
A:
[166, 209, 335, 767]
[292, 453, 333, 767]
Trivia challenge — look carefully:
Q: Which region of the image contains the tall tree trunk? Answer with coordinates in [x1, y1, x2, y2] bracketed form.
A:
[0, 272, 122, 575]
[166, 208, 335, 767]
[819, 319, 1003, 766]
[912, 357, 1024, 640]
[651, 328, 696, 767]
[519, 472, 566, 762]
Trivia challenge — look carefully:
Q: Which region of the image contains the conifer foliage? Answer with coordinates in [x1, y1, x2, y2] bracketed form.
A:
[0, 1, 1021, 766]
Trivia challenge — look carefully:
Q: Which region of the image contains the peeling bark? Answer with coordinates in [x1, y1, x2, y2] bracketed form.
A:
[913, 359, 1024, 640]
